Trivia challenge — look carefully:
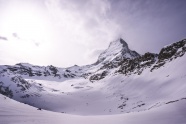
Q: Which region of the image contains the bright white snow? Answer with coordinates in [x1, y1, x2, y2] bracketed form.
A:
[1, 94, 186, 124]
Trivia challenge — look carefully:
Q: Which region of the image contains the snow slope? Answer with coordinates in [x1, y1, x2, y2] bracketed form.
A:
[1, 94, 186, 124]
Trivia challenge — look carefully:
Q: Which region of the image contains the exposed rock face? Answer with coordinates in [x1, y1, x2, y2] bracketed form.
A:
[118, 39, 186, 75]
[151, 39, 186, 71]
[0, 81, 13, 98]
[48, 65, 59, 77]
[11, 76, 31, 91]
[118, 52, 158, 75]
[6, 63, 43, 77]
[89, 71, 108, 82]
[158, 39, 186, 60]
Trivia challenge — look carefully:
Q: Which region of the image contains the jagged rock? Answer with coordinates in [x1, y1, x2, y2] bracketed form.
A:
[0, 82, 13, 98]
[63, 73, 76, 78]
[43, 68, 51, 76]
[89, 71, 108, 82]
[151, 39, 186, 71]
[48, 65, 58, 77]
[81, 73, 92, 79]
[11, 76, 31, 91]
[158, 39, 186, 61]
[117, 52, 157, 75]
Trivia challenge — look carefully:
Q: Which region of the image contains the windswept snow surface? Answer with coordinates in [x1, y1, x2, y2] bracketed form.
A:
[0, 94, 186, 124]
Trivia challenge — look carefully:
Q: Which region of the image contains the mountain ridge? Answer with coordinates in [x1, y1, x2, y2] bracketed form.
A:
[0, 38, 186, 115]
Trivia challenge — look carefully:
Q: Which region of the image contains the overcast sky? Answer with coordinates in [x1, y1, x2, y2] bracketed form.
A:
[0, 0, 186, 67]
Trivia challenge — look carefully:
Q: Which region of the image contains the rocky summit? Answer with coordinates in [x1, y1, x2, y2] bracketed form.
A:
[96, 38, 140, 64]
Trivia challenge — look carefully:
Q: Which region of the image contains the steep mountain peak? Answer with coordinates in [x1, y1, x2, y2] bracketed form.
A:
[96, 38, 140, 64]
[117, 38, 128, 48]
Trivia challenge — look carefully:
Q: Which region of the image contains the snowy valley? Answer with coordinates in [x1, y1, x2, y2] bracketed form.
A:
[0, 38, 186, 123]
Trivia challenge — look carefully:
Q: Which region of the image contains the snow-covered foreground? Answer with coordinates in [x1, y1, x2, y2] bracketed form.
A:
[1, 94, 186, 124]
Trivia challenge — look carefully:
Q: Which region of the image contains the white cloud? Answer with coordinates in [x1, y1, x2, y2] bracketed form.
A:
[43, 0, 121, 66]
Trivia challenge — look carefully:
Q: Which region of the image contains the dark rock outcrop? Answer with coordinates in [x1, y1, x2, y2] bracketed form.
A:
[89, 71, 108, 82]
[0, 82, 13, 98]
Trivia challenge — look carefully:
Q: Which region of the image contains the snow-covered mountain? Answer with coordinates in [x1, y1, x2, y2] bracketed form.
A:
[0, 38, 186, 122]
[96, 38, 140, 64]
